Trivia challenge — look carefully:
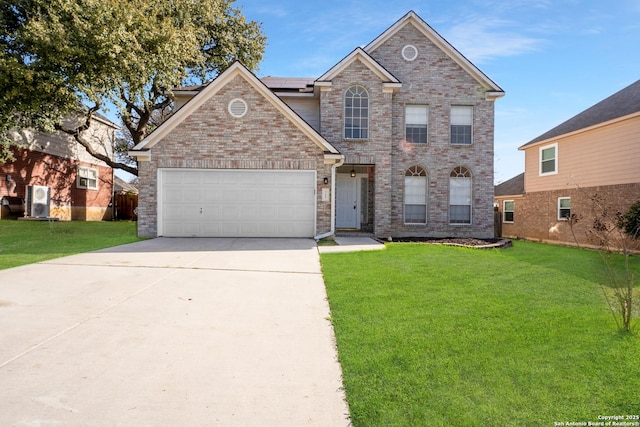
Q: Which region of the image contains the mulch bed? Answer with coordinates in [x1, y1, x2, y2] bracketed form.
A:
[387, 237, 512, 249]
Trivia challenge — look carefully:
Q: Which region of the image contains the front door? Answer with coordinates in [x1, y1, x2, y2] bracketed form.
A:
[336, 174, 358, 228]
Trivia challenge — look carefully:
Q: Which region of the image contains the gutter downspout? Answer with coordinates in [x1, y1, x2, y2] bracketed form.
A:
[314, 156, 344, 241]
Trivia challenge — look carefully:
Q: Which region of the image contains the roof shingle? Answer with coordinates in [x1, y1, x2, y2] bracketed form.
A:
[494, 172, 524, 196]
[521, 79, 640, 148]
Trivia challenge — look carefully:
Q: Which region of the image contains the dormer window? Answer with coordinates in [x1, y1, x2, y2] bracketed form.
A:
[344, 85, 369, 139]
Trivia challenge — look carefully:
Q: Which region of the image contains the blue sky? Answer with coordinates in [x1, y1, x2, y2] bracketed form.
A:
[239, 0, 640, 184]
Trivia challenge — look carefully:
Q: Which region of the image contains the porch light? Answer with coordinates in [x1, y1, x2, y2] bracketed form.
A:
[323, 177, 329, 184]
[350, 169, 356, 177]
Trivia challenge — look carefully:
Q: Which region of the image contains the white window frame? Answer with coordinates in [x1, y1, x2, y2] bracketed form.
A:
[450, 105, 473, 145]
[539, 143, 558, 176]
[77, 166, 98, 190]
[404, 166, 428, 224]
[503, 200, 515, 223]
[558, 197, 571, 220]
[344, 85, 369, 140]
[449, 166, 472, 225]
[405, 105, 428, 144]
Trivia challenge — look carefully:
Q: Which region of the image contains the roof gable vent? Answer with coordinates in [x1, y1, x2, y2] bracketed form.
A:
[402, 45, 418, 61]
[228, 98, 248, 118]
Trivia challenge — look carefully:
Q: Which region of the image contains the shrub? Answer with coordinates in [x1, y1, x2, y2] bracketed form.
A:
[620, 199, 640, 239]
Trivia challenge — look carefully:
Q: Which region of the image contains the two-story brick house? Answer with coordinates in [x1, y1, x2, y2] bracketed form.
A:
[129, 11, 504, 239]
[1, 115, 117, 221]
[495, 79, 640, 247]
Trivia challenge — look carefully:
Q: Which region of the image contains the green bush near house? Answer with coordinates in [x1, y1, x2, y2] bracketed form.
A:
[321, 241, 640, 427]
[0, 220, 142, 270]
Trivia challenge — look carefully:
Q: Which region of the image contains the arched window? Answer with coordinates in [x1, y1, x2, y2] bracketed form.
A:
[404, 165, 427, 224]
[344, 86, 369, 139]
[449, 166, 472, 224]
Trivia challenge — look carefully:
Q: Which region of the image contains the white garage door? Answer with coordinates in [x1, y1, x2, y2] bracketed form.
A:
[160, 169, 316, 237]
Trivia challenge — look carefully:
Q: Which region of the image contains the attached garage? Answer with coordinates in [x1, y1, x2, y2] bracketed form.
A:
[129, 62, 342, 239]
[159, 169, 316, 237]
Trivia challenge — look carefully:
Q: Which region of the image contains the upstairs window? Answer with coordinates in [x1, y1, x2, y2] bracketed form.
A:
[540, 143, 558, 175]
[450, 105, 473, 145]
[344, 86, 369, 139]
[449, 166, 472, 224]
[77, 166, 98, 190]
[405, 105, 428, 144]
[404, 165, 428, 224]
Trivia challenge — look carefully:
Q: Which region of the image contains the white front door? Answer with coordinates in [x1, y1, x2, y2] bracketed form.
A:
[336, 174, 358, 228]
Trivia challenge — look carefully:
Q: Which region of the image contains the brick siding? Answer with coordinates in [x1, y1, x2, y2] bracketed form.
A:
[320, 60, 394, 236]
[0, 148, 113, 220]
[320, 23, 497, 238]
[137, 75, 332, 238]
[136, 17, 500, 239]
[496, 183, 640, 247]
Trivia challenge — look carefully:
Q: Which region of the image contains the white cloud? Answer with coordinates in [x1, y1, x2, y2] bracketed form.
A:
[444, 18, 545, 63]
[246, 4, 290, 18]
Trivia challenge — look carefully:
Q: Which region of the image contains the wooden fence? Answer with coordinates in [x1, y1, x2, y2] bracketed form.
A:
[115, 194, 138, 221]
[494, 208, 502, 238]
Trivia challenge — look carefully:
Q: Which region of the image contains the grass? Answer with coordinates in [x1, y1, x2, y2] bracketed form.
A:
[320, 240, 640, 427]
[0, 220, 142, 269]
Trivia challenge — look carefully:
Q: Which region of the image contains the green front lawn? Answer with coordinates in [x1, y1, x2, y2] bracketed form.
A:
[0, 220, 142, 269]
[321, 241, 640, 426]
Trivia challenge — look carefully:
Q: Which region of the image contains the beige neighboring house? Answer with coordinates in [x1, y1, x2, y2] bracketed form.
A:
[495, 79, 640, 247]
[129, 11, 504, 239]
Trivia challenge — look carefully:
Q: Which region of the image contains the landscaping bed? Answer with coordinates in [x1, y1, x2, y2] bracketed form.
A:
[390, 237, 512, 248]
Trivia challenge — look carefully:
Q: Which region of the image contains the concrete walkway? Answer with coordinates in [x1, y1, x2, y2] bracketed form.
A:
[0, 238, 351, 426]
[317, 237, 386, 254]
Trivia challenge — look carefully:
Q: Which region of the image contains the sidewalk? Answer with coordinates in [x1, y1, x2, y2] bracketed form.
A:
[317, 237, 386, 253]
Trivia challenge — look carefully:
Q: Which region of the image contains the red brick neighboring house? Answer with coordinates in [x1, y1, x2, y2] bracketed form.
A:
[0, 115, 117, 221]
[495, 79, 640, 247]
[130, 11, 504, 239]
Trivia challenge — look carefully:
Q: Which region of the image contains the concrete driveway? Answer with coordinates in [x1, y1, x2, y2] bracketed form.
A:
[0, 238, 351, 426]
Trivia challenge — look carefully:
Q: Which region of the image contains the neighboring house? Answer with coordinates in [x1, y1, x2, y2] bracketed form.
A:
[494, 172, 524, 237]
[129, 11, 504, 239]
[0, 115, 117, 220]
[495, 79, 640, 247]
[114, 176, 138, 195]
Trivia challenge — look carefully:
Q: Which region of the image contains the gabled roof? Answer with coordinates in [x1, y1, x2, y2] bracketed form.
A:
[494, 173, 524, 197]
[521, 79, 640, 149]
[261, 77, 315, 91]
[316, 47, 402, 92]
[114, 176, 139, 194]
[174, 77, 316, 97]
[92, 112, 119, 129]
[365, 11, 504, 99]
[130, 62, 340, 158]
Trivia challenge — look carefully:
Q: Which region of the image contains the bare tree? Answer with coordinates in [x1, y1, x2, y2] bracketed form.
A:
[568, 192, 639, 333]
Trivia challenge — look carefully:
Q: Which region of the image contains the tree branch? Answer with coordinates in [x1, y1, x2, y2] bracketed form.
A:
[55, 107, 139, 176]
